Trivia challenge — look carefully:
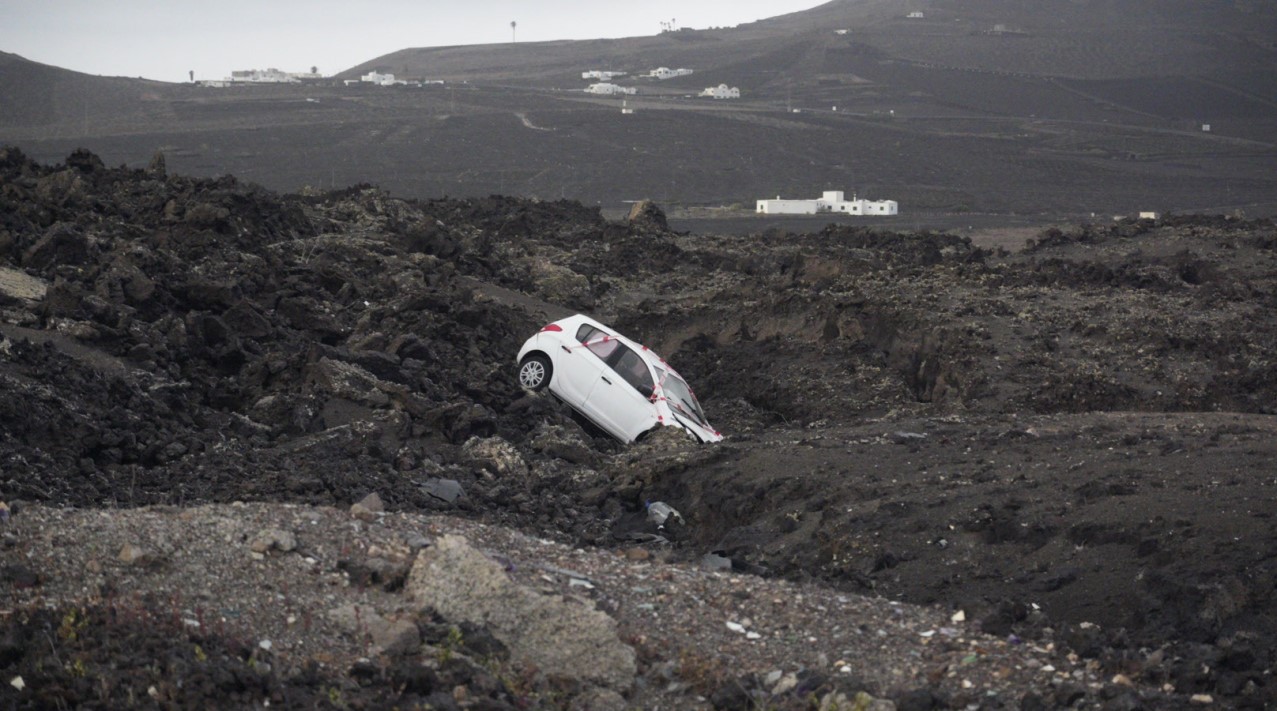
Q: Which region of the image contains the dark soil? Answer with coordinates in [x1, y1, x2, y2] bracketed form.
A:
[3, 147, 1277, 708]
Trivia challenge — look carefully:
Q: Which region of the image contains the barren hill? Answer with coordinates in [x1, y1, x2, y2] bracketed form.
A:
[3, 0, 1276, 219]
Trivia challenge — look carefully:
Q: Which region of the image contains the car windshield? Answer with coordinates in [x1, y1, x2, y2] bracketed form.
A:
[656, 368, 708, 427]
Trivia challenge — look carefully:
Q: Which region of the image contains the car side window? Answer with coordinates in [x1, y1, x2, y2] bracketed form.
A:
[577, 324, 619, 360]
[612, 345, 655, 399]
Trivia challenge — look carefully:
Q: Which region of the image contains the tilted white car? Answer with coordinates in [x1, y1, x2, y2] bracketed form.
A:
[516, 314, 723, 443]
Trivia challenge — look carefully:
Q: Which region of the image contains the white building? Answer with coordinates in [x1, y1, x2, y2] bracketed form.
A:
[361, 71, 404, 86]
[582, 70, 627, 81]
[756, 191, 898, 215]
[648, 67, 694, 80]
[585, 83, 636, 96]
[907, 11, 925, 18]
[700, 84, 740, 99]
[228, 68, 297, 83]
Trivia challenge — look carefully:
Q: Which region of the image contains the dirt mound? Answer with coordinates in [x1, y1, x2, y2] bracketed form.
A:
[3, 149, 1277, 707]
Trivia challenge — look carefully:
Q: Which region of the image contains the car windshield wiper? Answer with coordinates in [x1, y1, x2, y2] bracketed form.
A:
[671, 398, 707, 426]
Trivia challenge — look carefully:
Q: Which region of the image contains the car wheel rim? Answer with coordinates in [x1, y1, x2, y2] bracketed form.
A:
[520, 361, 544, 388]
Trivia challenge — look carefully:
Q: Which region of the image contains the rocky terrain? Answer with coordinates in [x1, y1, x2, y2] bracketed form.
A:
[2, 148, 1276, 709]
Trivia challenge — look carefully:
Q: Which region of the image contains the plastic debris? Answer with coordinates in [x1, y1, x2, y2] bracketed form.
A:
[701, 552, 732, 572]
[619, 532, 669, 545]
[10, 676, 24, 691]
[645, 501, 684, 529]
[0, 501, 9, 523]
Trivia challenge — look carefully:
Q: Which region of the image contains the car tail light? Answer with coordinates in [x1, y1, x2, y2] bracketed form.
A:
[540, 323, 563, 332]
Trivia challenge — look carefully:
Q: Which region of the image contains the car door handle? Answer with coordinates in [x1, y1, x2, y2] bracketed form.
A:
[561, 345, 573, 353]
[601, 376, 612, 385]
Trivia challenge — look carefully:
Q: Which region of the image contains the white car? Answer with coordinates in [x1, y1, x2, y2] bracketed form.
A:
[516, 314, 723, 443]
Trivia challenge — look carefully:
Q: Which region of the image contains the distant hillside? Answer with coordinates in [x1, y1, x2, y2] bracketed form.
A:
[3, 1, 1276, 220]
[0, 52, 179, 133]
[346, 0, 1277, 87]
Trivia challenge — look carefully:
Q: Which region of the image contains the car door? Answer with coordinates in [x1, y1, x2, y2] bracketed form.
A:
[583, 343, 659, 441]
[553, 324, 615, 407]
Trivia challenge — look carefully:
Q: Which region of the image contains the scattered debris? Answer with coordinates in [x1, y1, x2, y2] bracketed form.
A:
[645, 501, 684, 529]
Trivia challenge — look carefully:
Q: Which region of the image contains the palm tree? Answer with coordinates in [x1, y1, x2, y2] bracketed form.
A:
[511, 21, 517, 43]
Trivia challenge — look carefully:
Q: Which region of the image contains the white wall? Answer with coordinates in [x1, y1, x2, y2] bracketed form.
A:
[758, 194, 898, 215]
[757, 200, 818, 214]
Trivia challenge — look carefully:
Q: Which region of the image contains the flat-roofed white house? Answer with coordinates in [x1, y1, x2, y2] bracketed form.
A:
[700, 84, 740, 99]
[361, 72, 404, 86]
[585, 83, 636, 96]
[582, 70, 627, 80]
[229, 68, 297, 83]
[648, 67, 694, 80]
[756, 191, 898, 215]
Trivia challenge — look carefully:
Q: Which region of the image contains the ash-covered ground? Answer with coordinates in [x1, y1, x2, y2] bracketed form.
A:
[2, 147, 1275, 709]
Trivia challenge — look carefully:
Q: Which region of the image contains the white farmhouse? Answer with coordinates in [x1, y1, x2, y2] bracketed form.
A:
[361, 71, 403, 86]
[700, 84, 740, 99]
[907, 11, 925, 18]
[648, 67, 694, 80]
[229, 68, 297, 84]
[756, 191, 898, 215]
[582, 70, 627, 80]
[585, 83, 636, 96]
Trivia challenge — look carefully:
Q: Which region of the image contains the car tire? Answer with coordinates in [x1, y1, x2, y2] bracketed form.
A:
[518, 354, 552, 392]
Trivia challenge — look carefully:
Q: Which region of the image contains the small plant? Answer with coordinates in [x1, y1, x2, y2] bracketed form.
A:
[675, 648, 728, 695]
[436, 625, 464, 664]
[58, 607, 89, 642]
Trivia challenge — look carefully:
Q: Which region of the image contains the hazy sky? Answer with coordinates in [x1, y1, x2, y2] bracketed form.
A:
[1, 0, 827, 83]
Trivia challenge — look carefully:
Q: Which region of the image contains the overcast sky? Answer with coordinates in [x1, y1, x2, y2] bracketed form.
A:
[1, 0, 827, 83]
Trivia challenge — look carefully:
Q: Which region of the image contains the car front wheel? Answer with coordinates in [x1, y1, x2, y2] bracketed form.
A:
[518, 354, 552, 392]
